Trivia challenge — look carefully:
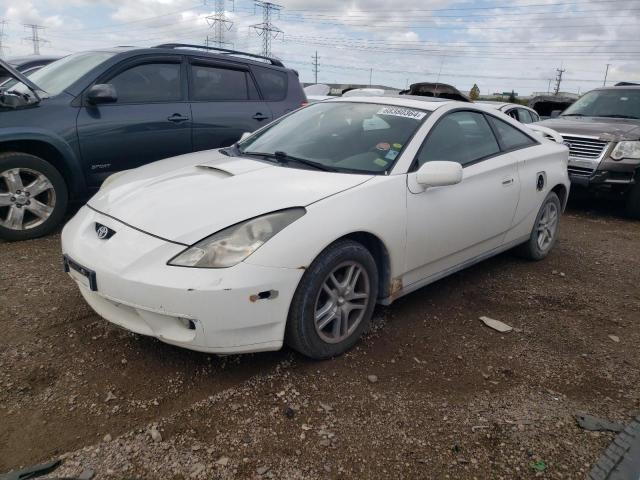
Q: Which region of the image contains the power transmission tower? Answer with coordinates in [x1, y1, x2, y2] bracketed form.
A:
[603, 63, 611, 86]
[249, 1, 283, 58]
[0, 19, 8, 58]
[553, 67, 565, 95]
[312, 50, 319, 84]
[23, 24, 48, 55]
[205, 0, 234, 48]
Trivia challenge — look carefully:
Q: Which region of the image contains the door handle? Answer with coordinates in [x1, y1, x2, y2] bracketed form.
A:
[502, 178, 514, 186]
[252, 113, 269, 121]
[167, 113, 189, 123]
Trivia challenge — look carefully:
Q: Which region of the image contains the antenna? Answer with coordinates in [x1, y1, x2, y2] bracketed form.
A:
[205, 0, 234, 49]
[23, 23, 48, 55]
[249, 1, 283, 58]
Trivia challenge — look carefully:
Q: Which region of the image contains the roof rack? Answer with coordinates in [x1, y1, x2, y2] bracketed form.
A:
[153, 43, 284, 67]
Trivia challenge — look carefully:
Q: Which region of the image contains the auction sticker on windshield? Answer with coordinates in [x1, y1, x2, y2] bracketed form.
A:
[377, 106, 427, 120]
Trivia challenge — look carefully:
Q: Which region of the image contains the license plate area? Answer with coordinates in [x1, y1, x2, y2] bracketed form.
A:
[63, 255, 98, 291]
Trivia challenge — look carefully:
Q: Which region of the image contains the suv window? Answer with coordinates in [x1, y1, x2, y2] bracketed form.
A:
[417, 111, 500, 167]
[108, 63, 181, 103]
[253, 67, 288, 101]
[487, 116, 536, 150]
[191, 65, 255, 101]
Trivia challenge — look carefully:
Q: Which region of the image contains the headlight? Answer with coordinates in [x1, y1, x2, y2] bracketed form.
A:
[100, 170, 130, 191]
[611, 141, 640, 160]
[168, 208, 306, 268]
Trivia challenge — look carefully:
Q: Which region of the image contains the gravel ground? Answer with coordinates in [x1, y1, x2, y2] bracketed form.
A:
[1, 196, 639, 480]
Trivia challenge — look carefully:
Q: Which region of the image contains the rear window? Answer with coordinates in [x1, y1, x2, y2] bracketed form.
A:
[253, 67, 288, 101]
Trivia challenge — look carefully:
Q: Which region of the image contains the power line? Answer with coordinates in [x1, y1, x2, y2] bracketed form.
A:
[205, 0, 234, 48]
[249, 1, 283, 57]
[23, 24, 48, 55]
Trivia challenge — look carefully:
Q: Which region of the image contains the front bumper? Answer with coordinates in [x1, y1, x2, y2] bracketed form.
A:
[569, 156, 638, 189]
[61, 207, 304, 354]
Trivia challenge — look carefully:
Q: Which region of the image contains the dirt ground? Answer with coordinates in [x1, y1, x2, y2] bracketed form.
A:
[1, 195, 639, 480]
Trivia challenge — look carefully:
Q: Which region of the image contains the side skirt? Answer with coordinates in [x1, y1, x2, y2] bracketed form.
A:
[378, 234, 530, 306]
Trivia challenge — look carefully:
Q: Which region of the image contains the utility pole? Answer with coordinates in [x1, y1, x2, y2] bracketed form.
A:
[369, 68, 372, 87]
[205, 0, 234, 49]
[23, 24, 48, 55]
[0, 19, 7, 58]
[547, 78, 552, 94]
[249, 1, 283, 58]
[311, 50, 319, 84]
[603, 63, 611, 87]
[553, 67, 565, 95]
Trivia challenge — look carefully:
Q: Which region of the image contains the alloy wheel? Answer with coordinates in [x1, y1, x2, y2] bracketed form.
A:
[314, 261, 371, 344]
[0, 168, 56, 231]
[536, 201, 558, 251]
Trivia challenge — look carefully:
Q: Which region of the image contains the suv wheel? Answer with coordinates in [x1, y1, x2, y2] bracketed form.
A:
[285, 240, 378, 359]
[625, 182, 640, 220]
[0, 152, 68, 241]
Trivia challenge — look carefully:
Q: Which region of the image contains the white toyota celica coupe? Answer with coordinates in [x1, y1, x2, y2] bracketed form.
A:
[62, 96, 569, 359]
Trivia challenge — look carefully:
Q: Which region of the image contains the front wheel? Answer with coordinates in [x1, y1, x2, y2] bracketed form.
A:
[515, 191, 561, 261]
[0, 152, 68, 241]
[285, 240, 378, 359]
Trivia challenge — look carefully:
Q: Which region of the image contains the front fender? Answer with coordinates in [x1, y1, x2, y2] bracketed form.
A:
[0, 127, 87, 198]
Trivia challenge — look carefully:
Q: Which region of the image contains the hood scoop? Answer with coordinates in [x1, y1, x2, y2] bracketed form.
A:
[196, 164, 234, 178]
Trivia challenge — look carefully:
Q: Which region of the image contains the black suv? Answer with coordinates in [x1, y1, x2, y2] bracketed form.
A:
[0, 44, 306, 240]
[537, 85, 640, 218]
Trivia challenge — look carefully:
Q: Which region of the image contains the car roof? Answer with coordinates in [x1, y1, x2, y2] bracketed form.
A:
[88, 45, 291, 71]
[7, 55, 62, 66]
[595, 85, 640, 91]
[327, 95, 459, 111]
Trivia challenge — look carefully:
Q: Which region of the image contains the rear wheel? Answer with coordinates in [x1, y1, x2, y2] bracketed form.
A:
[0, 152, 68, 241]
[285, 240, 378, 359]
[515, 191, 561, 261]
[625, 181, 640, 220]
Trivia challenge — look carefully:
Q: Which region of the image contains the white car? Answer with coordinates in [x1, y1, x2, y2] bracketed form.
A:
[476, 101, 541, 124]
[62, 97, 569, 359]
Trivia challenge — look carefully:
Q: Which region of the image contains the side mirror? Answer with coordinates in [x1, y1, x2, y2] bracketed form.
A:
[416, 161, 463, 188]
[86, 84, 117, 105]
[550, 110, 562, 118]
[239, 132, 252, 141]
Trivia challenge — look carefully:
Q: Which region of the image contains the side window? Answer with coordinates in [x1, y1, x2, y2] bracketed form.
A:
[108, 63, 181, 103]
[517, 108, 533, 124]
[417, 111, 500, 168]
[529, 110, 540, 122]
[190, 65, 251, 101]
[506, 109, 519, 120]
[487, 115, 537, 150]
[253, 67, 288, 101]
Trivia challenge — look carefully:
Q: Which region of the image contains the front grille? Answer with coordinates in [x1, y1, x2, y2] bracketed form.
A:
[568, 166, 594, 177]
[563, 135, 608, 160]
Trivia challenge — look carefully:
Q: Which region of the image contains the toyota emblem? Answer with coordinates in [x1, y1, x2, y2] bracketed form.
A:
[95, 223, 115, 240]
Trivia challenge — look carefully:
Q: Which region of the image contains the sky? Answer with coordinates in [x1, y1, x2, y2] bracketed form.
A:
[0, 0, 639, 96]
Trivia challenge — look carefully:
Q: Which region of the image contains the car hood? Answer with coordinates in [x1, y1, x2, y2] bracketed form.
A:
[536, 116, 640, 141]
[88, 149, 373, 245]
[0, 58, 44, 95]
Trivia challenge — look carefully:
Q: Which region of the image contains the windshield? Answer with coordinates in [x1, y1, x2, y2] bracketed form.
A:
[9, 51, 115, 97]
[239, 102, 429, 174]
[562, 89, 640, 119]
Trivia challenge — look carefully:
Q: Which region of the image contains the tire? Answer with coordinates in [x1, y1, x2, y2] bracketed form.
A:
[624, 182, 640, 220]
[587, 414, 640, 480]
[515, 191, 561, 261]
[0, 152, 68, 241]
[285, 239, 379, 360]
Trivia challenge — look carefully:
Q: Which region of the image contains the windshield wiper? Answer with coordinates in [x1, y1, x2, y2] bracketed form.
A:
[242, 151, 333, 172]
[596, 114, 640, 119]
[561, 113, 584, 117]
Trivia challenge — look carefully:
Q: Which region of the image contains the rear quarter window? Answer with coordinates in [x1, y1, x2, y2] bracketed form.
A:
[253, 67, 288, 101]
